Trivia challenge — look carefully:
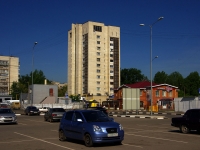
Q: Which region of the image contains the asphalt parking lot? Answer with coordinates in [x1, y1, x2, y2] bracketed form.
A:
[0, 115, 200, 150]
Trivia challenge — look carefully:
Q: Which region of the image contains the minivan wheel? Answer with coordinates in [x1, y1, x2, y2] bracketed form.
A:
[180, 124, 189, 134]
[84, 134, 93, 147]
[59, 130, 66, 141]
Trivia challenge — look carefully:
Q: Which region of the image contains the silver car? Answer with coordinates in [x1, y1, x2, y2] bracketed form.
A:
[0, 108, 17, 124]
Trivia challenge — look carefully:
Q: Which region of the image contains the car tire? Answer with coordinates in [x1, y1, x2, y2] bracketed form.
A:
[180, 124, 189, 134]
[115, 141, 122, 145]
[59, 130, 67, 141]
[84, 134, 93, 147]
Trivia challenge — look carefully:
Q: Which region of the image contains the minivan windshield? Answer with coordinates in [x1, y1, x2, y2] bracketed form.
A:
[0, 109, 13, 113]
[82, 111, 110, 122]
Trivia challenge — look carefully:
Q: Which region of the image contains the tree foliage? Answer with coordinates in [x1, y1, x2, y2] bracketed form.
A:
[154, 71, 168, 84]
[69, 94, 80, 102]
[58, 85, 68, 97]
[121, 68, 148, 85]
[184, 71, 200, 96]
[166, 72, 184, 87]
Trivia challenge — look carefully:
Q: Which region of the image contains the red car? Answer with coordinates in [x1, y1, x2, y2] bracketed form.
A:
[0, 103, 9, 108]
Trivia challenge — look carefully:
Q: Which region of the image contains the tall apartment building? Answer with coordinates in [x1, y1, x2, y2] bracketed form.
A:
[68, 21, 120, 97]
[0, 56, 19, 96]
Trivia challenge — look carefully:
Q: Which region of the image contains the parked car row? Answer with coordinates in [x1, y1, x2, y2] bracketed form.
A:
[1, 106, 124, 147]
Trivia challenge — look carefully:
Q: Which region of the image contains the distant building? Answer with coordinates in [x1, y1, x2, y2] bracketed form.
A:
[114, 81, 179, 110]
[0, 56, 19, 100]
[51, 81, 67, 89]
[67, 21, 120, 100]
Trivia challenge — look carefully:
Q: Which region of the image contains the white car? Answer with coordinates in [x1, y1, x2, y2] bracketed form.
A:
[39, 107, 50, 113]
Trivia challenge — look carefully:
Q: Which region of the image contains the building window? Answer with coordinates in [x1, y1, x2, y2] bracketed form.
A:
[169, 91, 172, 97]
[97, 58, 100, 62]
[97, 64, 100, 67]
[162, 91, 166, 97]
[97, 46, 101, 50]
[97, 35, 100, 39]
[110, 43, 113, 46]
[110, 82, 113, 85]
[110, 70, 114, 73]
[110, 65, 113, 68]
[110, 37, 113, 41]
[97, 41, 101, 44]
[97, 81, 100, 84]
[110, 54, 113, 57]
[110, 60, 113, 62]
[97, 52, 100, 56]
[93, 25, 102, 32]
[97, 69, 100, 73]
[156, 90, 160, 97]
[97, 87, 100, 91]
[110, 76, 114, 79]
[140, 90, 143, 96]
[70, 32, 72, 38]
[97, 75, 100, 79]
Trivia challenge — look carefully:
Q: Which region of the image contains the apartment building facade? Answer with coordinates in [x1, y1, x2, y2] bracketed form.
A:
[0, 56, 19, 98]
[68, 21, 120, 99]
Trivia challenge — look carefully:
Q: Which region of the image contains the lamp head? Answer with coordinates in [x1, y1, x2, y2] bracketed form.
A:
[140, 24, 145, 26]
[158, 17, 164, 20]
[34, 42, 38, 45]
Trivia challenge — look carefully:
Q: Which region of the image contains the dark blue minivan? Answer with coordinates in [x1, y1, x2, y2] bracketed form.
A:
[59, 109, 124, 147]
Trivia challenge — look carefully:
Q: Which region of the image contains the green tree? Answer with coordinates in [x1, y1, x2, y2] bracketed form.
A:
[166, 71, 184, 87]
[69, 94, 80, 102]
[153, 71, 168, 84]
[121, 68, 148, 85]
[184, 71, 200, 96]
[58, 85, 68, 97]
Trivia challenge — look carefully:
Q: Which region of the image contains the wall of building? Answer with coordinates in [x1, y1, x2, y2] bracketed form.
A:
[68, 21, 120, 97]
[0, 56, 19, 95]
[29, 84, 58, 104]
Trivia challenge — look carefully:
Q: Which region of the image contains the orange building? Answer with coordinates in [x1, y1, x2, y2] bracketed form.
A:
[114, 81, 179, 111]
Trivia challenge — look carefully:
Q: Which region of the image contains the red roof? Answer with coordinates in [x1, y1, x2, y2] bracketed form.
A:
[125, 81, 157, 88]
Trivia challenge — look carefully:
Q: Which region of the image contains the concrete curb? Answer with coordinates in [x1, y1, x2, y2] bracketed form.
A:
[109, 111, 184, 116]
[109, 114, 168, 119]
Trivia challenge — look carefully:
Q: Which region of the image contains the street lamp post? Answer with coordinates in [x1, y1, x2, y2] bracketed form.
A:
[31, 42, 37, 105]
[140, 17, 164, 115]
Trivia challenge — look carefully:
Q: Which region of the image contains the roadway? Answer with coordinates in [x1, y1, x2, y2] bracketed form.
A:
[0, 115, 200, 150]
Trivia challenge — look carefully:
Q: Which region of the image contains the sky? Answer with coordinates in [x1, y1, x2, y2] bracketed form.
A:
[1, 0, 200, 83]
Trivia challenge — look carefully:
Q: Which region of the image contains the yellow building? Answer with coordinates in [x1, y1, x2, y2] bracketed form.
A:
[0, 56, 19, 97]
[67, 21, 120, 99]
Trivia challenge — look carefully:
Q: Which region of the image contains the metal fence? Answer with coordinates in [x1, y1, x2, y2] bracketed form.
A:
[174, 97, 200, 112]
[21, 102, 85, 110]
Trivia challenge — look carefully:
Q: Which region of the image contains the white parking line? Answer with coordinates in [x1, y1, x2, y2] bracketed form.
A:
[14, 132, 75, 150]
[0, 139, 35, 143]
[126, 133, 188, 143]
[122, 143, 143, 148]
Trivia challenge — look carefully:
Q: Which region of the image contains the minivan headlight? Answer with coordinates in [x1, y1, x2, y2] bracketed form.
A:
[93, 125, 102, 132]
[119, 124, 123, 130]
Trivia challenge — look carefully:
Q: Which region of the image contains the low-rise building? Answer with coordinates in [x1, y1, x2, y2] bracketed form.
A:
[114, 81, 179, 111]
